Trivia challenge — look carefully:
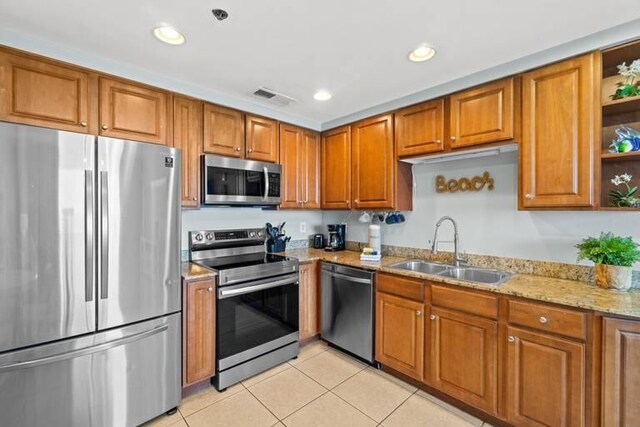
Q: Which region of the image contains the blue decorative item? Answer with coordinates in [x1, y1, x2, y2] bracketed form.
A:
[609, 125, 640, 153]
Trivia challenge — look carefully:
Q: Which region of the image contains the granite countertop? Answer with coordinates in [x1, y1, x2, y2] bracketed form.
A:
[283, 248, 640, 319]
[181, 262, 217, 281]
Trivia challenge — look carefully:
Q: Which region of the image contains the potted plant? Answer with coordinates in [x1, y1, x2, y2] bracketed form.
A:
[610, 59, 640, 100]
[576, 232, 640, 291]
[609, 173, 640, 208]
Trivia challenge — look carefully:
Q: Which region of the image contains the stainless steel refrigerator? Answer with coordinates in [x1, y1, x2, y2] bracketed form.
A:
[0, 122, 182, 427]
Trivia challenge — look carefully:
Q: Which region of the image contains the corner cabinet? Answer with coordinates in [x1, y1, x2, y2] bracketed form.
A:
[321, 126, 352, 209]
[280, 124, 320, 209]
[99, 77, 171, 145]
[173, 96, 202, 208]
[183, 278, 216, 387]
[520, 53, 599, 209]
[602, 317, 640, 427]
[0, 49, 97, 134]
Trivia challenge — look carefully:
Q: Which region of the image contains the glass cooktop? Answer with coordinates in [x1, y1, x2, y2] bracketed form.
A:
[194, 252, 293, 271]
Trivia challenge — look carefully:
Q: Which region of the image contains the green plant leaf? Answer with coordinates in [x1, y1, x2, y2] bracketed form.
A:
[575, 232, 640, 267]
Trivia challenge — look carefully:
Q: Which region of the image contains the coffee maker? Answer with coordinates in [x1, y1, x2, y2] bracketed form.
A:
[325, 224, 346, 252]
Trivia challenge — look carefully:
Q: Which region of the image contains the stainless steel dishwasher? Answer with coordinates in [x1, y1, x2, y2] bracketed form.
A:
[321, 262, 375, 363]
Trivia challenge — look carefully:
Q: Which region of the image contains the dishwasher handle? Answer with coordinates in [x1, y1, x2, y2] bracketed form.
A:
[325, 271, 372, 285]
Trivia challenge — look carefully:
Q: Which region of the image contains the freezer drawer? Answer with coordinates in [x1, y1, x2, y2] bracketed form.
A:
[0, 313, 181, 427]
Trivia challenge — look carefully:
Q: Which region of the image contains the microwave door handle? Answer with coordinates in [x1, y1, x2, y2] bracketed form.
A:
[263, 167, 269, 200]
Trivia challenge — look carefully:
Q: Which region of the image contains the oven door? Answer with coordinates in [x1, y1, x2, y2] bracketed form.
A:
[203, 155, 281, 205]
[217, 273, 298, 370]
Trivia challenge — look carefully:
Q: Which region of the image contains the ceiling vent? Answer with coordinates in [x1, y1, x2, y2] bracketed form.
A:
[252, 87, 296, 107]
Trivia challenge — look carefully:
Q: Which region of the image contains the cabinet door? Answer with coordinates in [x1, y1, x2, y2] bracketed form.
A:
[520, 53, 598, 208]
[279, 124, 303, 208]
[602, 317, 640, 427]
[449, 77, 516, 148]
[302, 129, 321, 209]
[321, 126, 352, 209]
[430, 307, 498, 415]
[299, 262, 320, 340]
[395, 99, 445, 157]
[203, 103, 245, 157]
[0, 50, 95, 133]
[99, 77, 169, 145]
[507, 326, 585, 427]
[352, 114, 395, 210]
[184, 279, 215, 386]
[173, 96, 202, 208]
[246, 114, 278, 162]
[375, 292, 424, 381]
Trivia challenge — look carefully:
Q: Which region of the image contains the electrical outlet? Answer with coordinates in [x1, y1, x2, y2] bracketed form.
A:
[300, 222, 306, 233]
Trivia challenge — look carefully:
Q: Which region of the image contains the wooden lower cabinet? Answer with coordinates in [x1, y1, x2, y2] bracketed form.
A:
[375, 291, 424, 381]
[183, 278, 216, 387]
[429, 306, 498, 415]
[506, 326, 585, 427]
[602, 317, 640, 427]
[299, 262, 320, 340]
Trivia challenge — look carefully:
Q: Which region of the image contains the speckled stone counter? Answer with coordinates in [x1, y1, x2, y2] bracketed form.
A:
[282, 249, 640, 319]
[181, 262, 217, 281]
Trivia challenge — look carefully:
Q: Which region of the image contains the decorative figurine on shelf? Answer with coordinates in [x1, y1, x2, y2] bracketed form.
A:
[609, 125, 640, 153]
[610, 59, 640, 100]
[609, 173, 639, 207]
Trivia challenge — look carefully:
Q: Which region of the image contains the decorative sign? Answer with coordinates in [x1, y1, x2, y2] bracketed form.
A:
[436, 171, 494, 193]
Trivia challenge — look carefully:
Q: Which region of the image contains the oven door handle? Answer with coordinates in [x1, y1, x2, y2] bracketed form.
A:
[218, 275, 298, 299]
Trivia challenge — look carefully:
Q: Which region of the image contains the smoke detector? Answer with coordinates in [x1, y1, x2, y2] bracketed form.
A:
[252, 87, 297, 107]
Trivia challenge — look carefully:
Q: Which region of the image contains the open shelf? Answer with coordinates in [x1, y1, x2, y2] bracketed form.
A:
[602, 96, 640, 116]
[601, 151, 640, 161]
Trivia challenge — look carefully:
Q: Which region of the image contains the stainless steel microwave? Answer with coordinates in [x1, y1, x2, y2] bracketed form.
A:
[202, 155, 282, 206]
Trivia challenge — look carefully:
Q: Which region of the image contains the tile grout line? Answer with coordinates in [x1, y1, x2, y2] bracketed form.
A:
[179, 382, 247, 421]
[244, 384, 290, 424]
[376, 389, 419, 426]
[327, 389, 384, 425]
[278, 389, 332, 425]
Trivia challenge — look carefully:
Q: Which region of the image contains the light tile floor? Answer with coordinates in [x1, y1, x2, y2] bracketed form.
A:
[143, 341, 494, 427]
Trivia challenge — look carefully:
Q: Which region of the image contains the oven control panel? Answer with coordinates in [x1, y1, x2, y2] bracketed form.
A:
[189, 228, 266, 248]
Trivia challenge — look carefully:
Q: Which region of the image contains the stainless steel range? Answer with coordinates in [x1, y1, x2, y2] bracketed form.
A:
[189, 228, 299, 390]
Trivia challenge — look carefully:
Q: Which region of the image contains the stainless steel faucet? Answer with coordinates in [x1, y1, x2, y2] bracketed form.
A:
[431, 216, 467, 267]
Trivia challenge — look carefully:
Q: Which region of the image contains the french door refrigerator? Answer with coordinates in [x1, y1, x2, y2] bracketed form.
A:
[0, 122, 182, 427]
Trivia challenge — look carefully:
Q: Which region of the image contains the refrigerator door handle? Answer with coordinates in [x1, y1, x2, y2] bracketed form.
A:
[0, 323, 168, 373]
[85, 170, 94, 302]
[100, 171, 109, 299]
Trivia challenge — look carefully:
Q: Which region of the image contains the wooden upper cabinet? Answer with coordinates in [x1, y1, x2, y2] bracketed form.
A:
[395, 99, 445, 157]
[520, 53, 598, 209]
[246, 114, 278, 162]
[183, 278, 215, 386]
[99, 77, 170, 145]
[506, 326, 585, 427]
[299, 262, 320, 341]
[602, 317, 640, 427]
[321, 126, 352, 209]
[449, 77, 517, 148]
[351, 114, 395, 210]
[173, 96, 202, 208]
[0, 50, 96, 133]
[429, 306, 498, 415]
[302, 129, 321, 209]
[375, 291, 424, 382]
[203, 103, 245, 157]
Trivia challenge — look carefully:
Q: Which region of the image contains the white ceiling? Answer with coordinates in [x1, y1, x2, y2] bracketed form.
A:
[1, 0, 640, 129]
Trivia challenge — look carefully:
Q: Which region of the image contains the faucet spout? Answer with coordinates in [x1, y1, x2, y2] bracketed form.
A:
[430, 216, 466, 267]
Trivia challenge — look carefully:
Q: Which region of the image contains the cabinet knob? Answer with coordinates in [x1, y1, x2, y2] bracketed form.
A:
[235, 147, 241, 151]
[525, 193, 533, 200]
[207, 287, 213, 292]
[80, 121, 87, 127]
[429, 314, 436, 320]
[248, 149, 253, 153]
[298, 200, 303, 204]
[193, 197, 197, 201]
[508, 336, 515, 343]
[450, 136, 457, 141]
[435, 140, 442, 144]
[539, 316, 548, 324]
[101, 124, 108, 131]
[416, 310, 422, 316]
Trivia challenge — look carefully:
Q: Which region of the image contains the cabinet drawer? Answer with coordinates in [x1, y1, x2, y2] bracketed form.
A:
[431, 285, 498, 319]
[377, 273, 424, 302]
[508, 300, 586, 340]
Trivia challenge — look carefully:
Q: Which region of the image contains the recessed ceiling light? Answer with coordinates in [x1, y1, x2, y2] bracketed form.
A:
[409, 44, 436, 62]
[313, 90, 332, 101]
[153, 25, 186, 45]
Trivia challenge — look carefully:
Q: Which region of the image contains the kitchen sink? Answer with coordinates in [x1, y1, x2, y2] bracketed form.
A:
[387, 259, 452, 275]
[437, 267, 513, 286]
[388, 260, 512, 286]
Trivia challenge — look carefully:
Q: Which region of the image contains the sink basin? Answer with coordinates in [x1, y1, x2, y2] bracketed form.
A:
[437, 267, 512, 286]
[387, 259, 452, 275]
